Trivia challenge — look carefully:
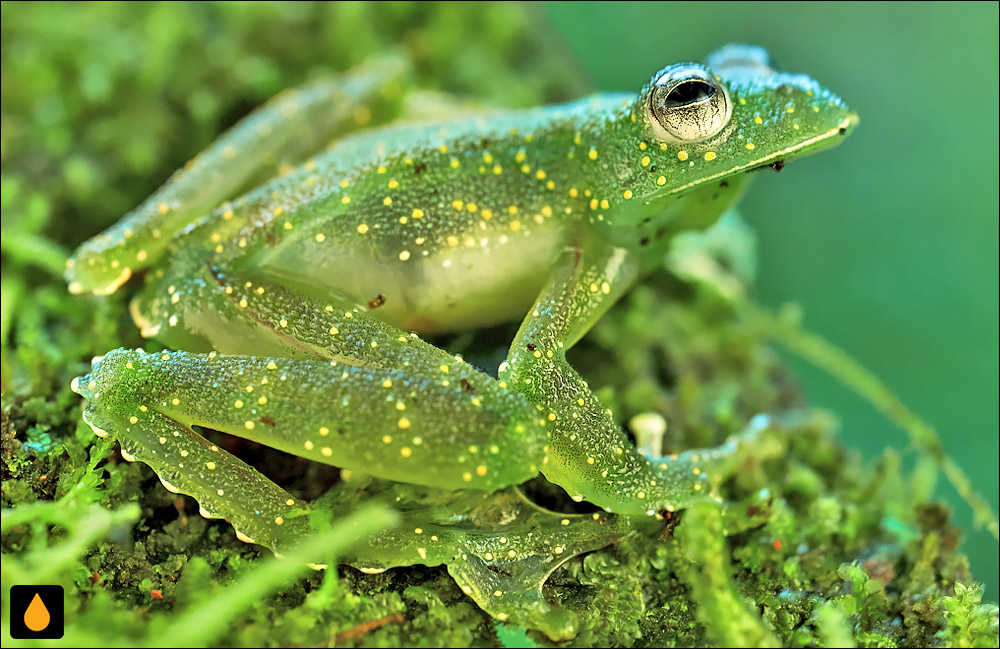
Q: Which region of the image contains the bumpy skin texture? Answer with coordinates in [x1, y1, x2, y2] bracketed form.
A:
[67, 45, 856, 638]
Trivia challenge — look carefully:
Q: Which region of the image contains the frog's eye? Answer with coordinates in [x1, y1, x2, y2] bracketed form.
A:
[648, 66, 732, 144]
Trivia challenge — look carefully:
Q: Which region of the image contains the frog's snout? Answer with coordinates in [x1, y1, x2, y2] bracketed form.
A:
[837, 111, 860, 137]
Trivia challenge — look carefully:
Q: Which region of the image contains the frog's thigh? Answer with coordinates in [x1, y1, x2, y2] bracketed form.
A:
[501, 235, 733, 516]
[134, 256, 460, 370]
[66, 56, 408, 296]
[74, 343, 546, 499]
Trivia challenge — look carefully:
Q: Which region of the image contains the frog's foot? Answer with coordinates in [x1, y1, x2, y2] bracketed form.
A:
[72, 351, 311, 554]
[331, 481, 632, 641]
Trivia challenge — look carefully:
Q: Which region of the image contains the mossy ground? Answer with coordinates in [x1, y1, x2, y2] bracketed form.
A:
[2, 3, 997, 647]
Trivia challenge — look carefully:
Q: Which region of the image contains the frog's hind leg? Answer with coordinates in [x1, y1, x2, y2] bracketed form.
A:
[72, 262, 552, 552]
[66, 56, 409, 296]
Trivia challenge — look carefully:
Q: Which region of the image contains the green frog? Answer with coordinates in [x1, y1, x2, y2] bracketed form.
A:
[66, 45, 856, 638]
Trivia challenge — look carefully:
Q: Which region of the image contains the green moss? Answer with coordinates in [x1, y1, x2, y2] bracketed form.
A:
[2, 2, 997, 647]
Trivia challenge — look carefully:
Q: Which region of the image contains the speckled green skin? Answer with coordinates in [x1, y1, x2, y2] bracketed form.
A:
[67, 45, 856, 638]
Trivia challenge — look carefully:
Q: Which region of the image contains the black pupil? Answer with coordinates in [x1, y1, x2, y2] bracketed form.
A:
[664, 80, 714, 108]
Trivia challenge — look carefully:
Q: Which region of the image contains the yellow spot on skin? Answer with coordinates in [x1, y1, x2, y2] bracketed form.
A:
[438, 145, 448, 154]
[275, 516, 284, 525]
[234, 400, 244, 408]
[786, 105, 795, 113]
[171, 398, 180, 405]
[677, 150, 689, 161]
[588, 148, 598, 160]
[206, 461, 216, 470]
[746, 142, 756, 150]
[600, 199, 610, 209]
[400, 447, 412, 457]
[383, 196, 392, 206]
[398, 418, 411, 429]
[341, 196, 350, 204]
[656, 176, 666, 186]
[411, 208, 424, 219]
[315, 233, 325, 243]
[340, 180, 350, 188]
[245, 421, 254, 430]
[462, 472, 472, 482]
[640, 155, 651, 167]
[447, 235, 459, 247]
[129, 416, 138, 424]
[398, 250, 411, 261]
[304, 441, 314, 451]
[754, 116, 763, 124]
[321, 447, 332, 457]
[136, 250, 148, 261]
[509, 220, 521, 231]
[704, 151, 717, 161]
[158, 203, 169, 214]
[388, 179, 399, 189]
[569, 187, 578, 198]
[377, 165, 387, 174]
[258, 396, 267, 405]
[329, 326, 339, 335]
[223, 209, 234, 220]
[357, 224, 369, 234]
[481, 208, 493, 220]
[476, 465, 487, 477]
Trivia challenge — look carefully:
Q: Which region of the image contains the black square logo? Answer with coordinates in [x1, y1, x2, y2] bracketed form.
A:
[9, 585, 64, 639]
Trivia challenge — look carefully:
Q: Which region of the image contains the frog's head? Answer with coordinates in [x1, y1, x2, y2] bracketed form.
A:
[609, 44, 857, 230]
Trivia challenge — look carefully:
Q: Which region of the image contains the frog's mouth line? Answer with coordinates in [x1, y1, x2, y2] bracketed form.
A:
[667, 116, 857, 195]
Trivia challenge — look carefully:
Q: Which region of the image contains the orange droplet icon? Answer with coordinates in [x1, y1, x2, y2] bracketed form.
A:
[24, 592, 51, 632]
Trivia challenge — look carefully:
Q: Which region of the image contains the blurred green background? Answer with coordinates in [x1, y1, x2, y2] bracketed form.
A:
[1, 0, 995, 604]
[546, 1, 998, 596]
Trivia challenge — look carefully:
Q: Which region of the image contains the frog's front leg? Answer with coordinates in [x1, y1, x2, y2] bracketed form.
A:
[500, 231, 742, 515]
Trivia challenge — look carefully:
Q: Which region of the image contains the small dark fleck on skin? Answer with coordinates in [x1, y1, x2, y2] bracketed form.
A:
[486, 565, 513, 577]
[770, 159, 785, 172]
[526, 343, 536, 352]
[839, 127, 847, 135]
[413, 162, 428, 175]
[367, 293, 387, 309]
[639, 237, 650, 246]
[337, 428, 346, 435]
[260, 416, 275, 426]
[460, 378, 475, 394]
[720, 180, 729, 188]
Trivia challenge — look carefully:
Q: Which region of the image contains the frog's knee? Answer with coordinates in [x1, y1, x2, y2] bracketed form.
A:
[71, 348, 154, 412]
